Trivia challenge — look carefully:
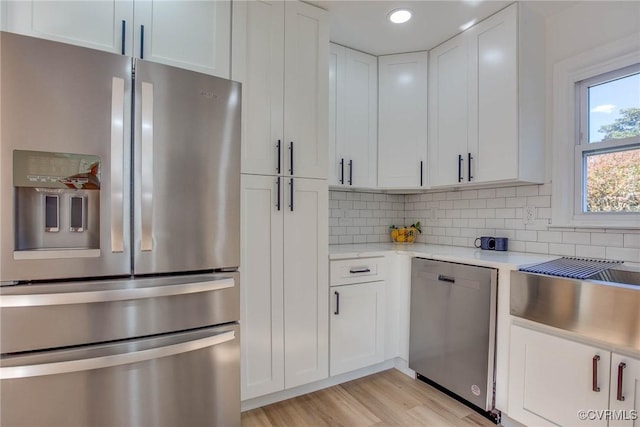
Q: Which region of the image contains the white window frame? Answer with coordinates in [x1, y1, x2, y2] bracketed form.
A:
[552, 33, 640, 228]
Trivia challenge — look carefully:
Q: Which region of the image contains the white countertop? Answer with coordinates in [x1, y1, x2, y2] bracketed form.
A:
[329, 243, 558, 270]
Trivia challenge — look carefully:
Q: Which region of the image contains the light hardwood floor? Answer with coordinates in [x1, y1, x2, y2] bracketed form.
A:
[241, 369, 496, 427]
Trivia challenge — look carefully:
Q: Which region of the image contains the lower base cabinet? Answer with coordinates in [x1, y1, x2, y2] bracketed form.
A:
[330, 281, 385, 376]
[509, 325, 640, 427]
[240, 174, 328, 400]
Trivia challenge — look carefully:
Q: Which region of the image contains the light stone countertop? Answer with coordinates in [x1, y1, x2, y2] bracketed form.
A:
[329, 243, 559, 270]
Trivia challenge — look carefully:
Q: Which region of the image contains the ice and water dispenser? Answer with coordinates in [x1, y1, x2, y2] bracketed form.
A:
[13, 150, 100, 252]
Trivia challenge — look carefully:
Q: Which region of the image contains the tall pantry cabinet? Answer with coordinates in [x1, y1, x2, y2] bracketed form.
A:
[233, 0, 329, 401]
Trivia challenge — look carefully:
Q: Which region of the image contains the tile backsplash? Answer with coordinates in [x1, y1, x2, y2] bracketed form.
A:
[329, 185, 640, 263]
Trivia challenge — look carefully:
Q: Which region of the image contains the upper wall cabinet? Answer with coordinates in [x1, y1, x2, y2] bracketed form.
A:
[378, 52, 428, 189]
[234, 0, 329, 179]
[1, 1, 231, 78]
[329, 43, 378, 189]
[429, 3, 545, 188]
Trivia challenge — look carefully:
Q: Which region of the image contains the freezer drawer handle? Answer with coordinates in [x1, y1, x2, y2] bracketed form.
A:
[0, 330, 235, 380]
[111, 77, 126, 253]
[276, 140, 281, 174]
[592, 355, 601, 392]
[438, 274, 455, 284]
[140, 24, 145, 59]
[334, 291, 340, 315]
[349, 267, 371, 274]
[121, 20, 126, 55]
[0, 278, 234, 308]
[617, 362, 626, 401]
[140, 81, 154, 251]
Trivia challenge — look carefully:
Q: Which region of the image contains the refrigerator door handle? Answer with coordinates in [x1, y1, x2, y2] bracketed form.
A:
[0, 330, 235, 380]
[140, 81, 154, 252]
[110, 77, 126, 253]
[1, 277, 234, 308]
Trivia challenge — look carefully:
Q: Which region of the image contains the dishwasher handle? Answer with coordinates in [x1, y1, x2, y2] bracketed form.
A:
[438, 274, 456, 284]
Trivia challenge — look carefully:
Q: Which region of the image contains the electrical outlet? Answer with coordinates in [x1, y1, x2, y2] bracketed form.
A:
[524, 205, 536, 225]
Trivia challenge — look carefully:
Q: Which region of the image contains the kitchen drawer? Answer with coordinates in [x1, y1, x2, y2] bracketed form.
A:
[330, 257, 385, 286]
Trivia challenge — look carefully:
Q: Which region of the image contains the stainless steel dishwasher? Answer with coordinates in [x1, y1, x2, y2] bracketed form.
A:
[409, 258, 499, 421]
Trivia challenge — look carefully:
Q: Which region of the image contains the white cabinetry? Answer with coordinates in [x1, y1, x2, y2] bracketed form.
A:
[429, 3, 544, 187]
[234, 0, 328, 179]
[241, 175, 328, 400]
[329, 258, 385, 376]
[509, 325, 640, 427]
[378, 52, 428, 189]
[1, 0, 231, 77]
[329, 43, 377, 188]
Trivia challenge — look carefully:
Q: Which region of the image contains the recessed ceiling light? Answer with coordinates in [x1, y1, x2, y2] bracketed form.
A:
[459, 19, 477, 31]
[388, 9, 412, 24]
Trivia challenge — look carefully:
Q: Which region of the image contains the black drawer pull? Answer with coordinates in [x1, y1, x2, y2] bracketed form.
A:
[349, 267, 371, 274]
[438, 275, 455, 283]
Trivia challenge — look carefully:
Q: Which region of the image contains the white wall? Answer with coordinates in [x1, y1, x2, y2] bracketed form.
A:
[544, 0, 640, 181]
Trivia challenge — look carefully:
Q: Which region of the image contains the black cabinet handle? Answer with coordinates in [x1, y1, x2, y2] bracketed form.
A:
[592, 355, 601, 392]
[348, 160, 353, 186]
[340, 158, 344, 184]
[334, 291, 340, 315]
[468, 153, 473, 182]
[276, 140, 281, 174]
[438, 274, 455, 284]
[121, 20, 126, 55]
[349, 267, 371, 274]
[140, 25, 145, 59]
[458, 154, 463, 183]
[420, 160, 424, 186]
[289, 142, 294, 175]
[276, 177, 281, 211]
[289, 178, 294, 212]
[617, 362, 626, 401]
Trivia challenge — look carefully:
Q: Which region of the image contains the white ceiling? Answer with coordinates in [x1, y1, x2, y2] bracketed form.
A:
[308, 0, 578, 56]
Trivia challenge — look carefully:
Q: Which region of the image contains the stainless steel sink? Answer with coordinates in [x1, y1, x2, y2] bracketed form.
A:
[587, 266, 640, 286]
[511, 268, 640, 352]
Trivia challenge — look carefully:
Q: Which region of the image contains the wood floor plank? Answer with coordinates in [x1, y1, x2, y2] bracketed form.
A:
[241, 369, 497, 427]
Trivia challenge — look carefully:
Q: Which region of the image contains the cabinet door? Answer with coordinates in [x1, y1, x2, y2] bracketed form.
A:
[234, 0, 285, 176]
[328, 43, 345, 186]
[240, 175, 284, 400]
[341, 47, 378, 188]
[509, 325, 610, 427]
[330, 281, 385, 376]
[610, 354, 640, 427]
[467, 4, 518, 183]
[378, 52, 428, 189]
[283, 178, 328, 388]
[2, 0, 133, 55]
[133, 0, 230, 78]
[284, 1, 329, 179]
[428, 35, 469, 187]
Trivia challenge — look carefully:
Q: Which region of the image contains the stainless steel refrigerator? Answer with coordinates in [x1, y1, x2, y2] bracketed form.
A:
[0, 32, 241, 426]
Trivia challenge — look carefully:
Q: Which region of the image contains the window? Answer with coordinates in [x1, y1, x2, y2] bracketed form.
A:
[552, 34, 640, 228]
[576, 65, 640, 215]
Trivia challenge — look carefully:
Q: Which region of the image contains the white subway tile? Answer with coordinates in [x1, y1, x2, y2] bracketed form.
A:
[606, 247, 640, 262]
[347, 192, 361, 201]
[538, 231, 562, 243]
[438, 236, 454, 245]
[517, 186, 539, 197]
[526, 242, 549, 254]
[339, 218, 353, 226]
[549, 243, 576, 256]
[509, 241, 526, 252]
[454, 199, 470, 209]
[339, 235, 353, 244]
[477, 209, 496, 218]
[461, 228, 478, 238]
[452, 237, 469, 247]
[469, 219, 486, 228]
[478, 189, 496, 199]
[624, 234, 640, 248]
[496, 187, 516, 197]
[469, 199, 487, 209]
[526, 196, 551, 207]
[361, 193, 374, 201]
[591, 233, 624, 247]
[329, 236, 339, 245]
[486, 218, 505, 229]
[353, 235, 367, 244]
[446, 192, 462, 200]
[562, 232, 590, 245]
[506, 197, 526, 208]
[439, 200, 454, 209]
[331, 191, 346, 200]
[516, 230, 537, 241]
[576, 245, 606, 259]
[504, 219, 526, 230]
[537, 208, 552, 219]
[339, 200, 354, 210]
[432, 192, 446, 201]
[495, 208, 516, 219]
[453, 219, 469, 228]
[460, 190, 479, 199]
[446, 210, 461, 219]
[486, 198, 506, 208]
[525, 220, 551, 231]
